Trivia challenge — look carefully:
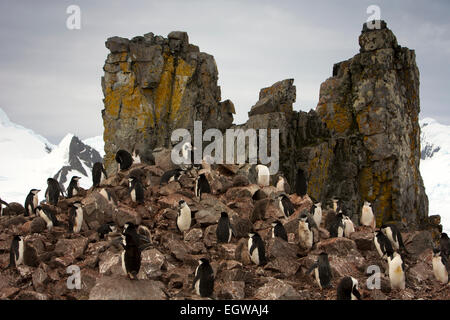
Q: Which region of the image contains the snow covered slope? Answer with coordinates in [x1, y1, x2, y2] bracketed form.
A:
[420, 117, 450, 233]
[0, 108, 102, 205]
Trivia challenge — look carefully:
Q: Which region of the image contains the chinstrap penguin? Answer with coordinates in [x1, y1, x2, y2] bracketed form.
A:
[271, 220, 288, 242]
[193, 258, 214, 297]
[248, 232, 267, 266]
[24, 189, 40, 217]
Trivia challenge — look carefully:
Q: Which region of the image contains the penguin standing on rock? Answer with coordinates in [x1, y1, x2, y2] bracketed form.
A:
[67, 176, 81, 198]
[308, 252, 332, 289]
[160, 168, 183, 185]
[337, 276, 362, 300]
[115, 149, 133, 171]
[121, 224, 141, 280]
[328, 211, 344, 238]
[387, 252, 406, 290]
[195, 173, 211, 201]
[380, 224, 407, 253]
[177, 200, 191, 233]
[128, 176, 144, 204]
[35, 206, 59, 231]
[310, 202, 322, 228]
[193, 258, 214, 297]
[361, 201, 375, 229]
[277, 194, 295, 218]
[45, 178, 65, 205]
[276, 175, 290, 193]
[298, 213, 314, 250]
[374, 230, 394, 260]
[68, 201, 83, 233]
[92, 162, 107, 187]
[248, 232, 267, 266]
[342, 213, 355, 238]
[216, 212, 234, 243]
[295, 168, 307, 198]
[432, 248, 449, 284]
[271, 220, 288, 242]
[24, 189, 40, 216]
[9, 235, 24, 268]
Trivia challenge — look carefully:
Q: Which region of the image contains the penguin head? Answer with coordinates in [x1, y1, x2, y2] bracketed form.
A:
[364, 201, 371, 207]
[178, 200, 187, 209]
[271, 220, 281, 227]
[123, 222, 136, 233]
[220, 212, 228, 218]
[71, 176, 81, 182]
[315, 202, 322, 208]
[198, 258, 209, 265]
[298, 213, 308, 222]
[71, 201, 82, 208]
[30, 189, 40, 195]
[13, 235, 22, 242]
[442, 233, 449, 240]
[248, 232, 256, 238]
[277, 176, 284, 182]
[433, 248, 441, 257]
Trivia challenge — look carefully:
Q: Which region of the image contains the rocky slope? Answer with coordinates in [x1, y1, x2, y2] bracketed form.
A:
[101, 21, 428, 230]
[0, 161, 447, 300]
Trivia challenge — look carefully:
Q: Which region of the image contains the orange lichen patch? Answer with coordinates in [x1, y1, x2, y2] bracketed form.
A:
[375, 182, 393, 226]
[169, 58, 195, 123]
[317, 103, 352, 135]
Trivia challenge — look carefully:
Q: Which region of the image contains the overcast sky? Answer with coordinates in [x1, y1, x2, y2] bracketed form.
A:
[0, 0, 449, 143]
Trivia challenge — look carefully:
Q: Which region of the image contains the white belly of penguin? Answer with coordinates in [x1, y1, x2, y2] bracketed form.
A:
[121, 250, 126, 275]
[313, 209, 322, 228]
[374, 238, 384, 258]
[361, 207, 374, 226]
[298, 223, 313, 249]
[248, 238, 260, 265]
[276, 180, 284, 192]
[177, 210, 191, 232]
[314, 268, 322, 289]
[130, 189, 136, 202]
[344, 219, 355, 238]
[388, 257, 405, 289]
[39, 210, 53, 230]
[194, 278, 201, 295]
[16, 240, 24, 266]
[432, 257, 449, 284]
[73, 188, 78, 196]
[33, 195, 39, 210]
[74, 209, 83, 233]
[228, 227, 232, 243]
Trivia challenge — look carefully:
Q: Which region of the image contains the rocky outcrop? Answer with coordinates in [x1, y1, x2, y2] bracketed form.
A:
[239, 21, 428, 229]
[101, 31, 235, 175]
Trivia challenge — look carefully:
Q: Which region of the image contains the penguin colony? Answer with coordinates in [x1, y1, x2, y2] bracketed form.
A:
[1, 147, 448, 300]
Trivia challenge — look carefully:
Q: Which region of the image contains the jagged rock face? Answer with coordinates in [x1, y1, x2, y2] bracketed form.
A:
[101, 31, 235, 175]
[315, 21, 428, 227]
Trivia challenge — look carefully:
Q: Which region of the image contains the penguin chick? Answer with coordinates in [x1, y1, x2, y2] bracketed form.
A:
[387, 252, 406, 290]
[298, 213, 314, 250]
[361, 201, 375, 229]
[432, 248, 449, 284]
[177, 200, 191, 233]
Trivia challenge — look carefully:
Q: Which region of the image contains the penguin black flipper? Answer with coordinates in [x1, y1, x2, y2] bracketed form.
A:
[295, 168, 307, 197]
[0, 199, 8, 207]
[281, 195, 295, 217]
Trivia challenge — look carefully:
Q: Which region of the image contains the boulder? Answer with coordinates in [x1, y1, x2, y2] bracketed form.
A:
[254, 278, 301, 300]
[89, 276, 167, 300]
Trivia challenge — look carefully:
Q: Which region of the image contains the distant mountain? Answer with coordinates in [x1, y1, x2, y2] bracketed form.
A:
[0, 108, 103, 204]
[420, 117, 450, 233]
